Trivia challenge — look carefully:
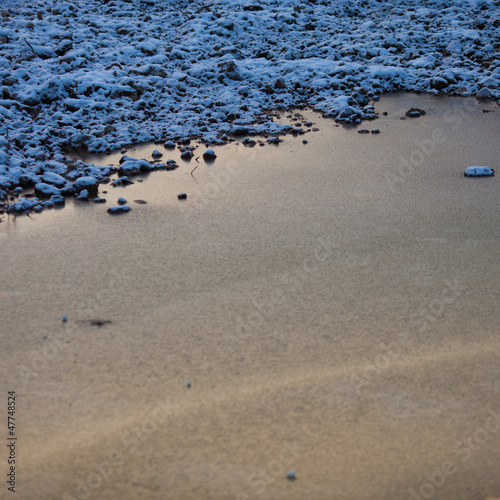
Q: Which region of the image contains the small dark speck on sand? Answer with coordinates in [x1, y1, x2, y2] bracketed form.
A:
[77, 320, 113, 327]
[134, 200, 147, 204]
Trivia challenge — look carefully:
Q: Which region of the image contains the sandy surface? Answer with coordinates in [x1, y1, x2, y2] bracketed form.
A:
[1, 94, 500, 500]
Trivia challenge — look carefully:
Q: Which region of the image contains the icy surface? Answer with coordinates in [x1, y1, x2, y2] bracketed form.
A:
[1, 0, 500, 205]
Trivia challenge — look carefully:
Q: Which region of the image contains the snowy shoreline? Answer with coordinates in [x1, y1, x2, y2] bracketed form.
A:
[1, 0, 499, 212]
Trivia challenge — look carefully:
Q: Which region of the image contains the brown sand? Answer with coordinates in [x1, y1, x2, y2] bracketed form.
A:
[1, 94, 499, 500]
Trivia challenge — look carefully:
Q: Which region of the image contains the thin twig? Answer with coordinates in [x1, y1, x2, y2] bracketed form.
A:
[190, 165, 199, 177]
[24, 38, 36, 54]
[195, 3, 214, 14]
[195, 156, 200, 163]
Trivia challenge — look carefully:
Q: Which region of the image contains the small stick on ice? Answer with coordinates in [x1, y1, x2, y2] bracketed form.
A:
[24, 38, 36, 54]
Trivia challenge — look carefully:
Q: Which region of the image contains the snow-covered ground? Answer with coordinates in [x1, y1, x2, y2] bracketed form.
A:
[1, 0, 499, 211]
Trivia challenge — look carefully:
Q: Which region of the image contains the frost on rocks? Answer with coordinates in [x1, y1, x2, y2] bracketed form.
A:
[76, 189, 89, 200]
[74, 176, 99, 195]
[203, 148, 217, 160]
[107, 205, 131, 214]
[1, 0, 500, 209]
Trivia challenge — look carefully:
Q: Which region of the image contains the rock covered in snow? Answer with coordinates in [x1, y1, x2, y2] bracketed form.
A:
[34, 183, 61, 198]
[242, 137, 256, 147]
[266, 136, 281, 144]
[50, 194, 65, 205]
[476, 88, 493, 101]
[107, 205, 131, 214]
[464, 166, 495, 177]
[74, 176, 98, 194]
[112, 177, 134, 187]
[76, 189, 89, 200]
[180, 150, 194, 161]
[203, 148, 217, 160]
[405, 108, 426, 118]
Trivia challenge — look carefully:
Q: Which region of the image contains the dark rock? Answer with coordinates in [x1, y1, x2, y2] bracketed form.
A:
[181, 150, 194, 161]
[242, 137, 256, 147]
[34, 183, 61, 198]
[2, 76, 17, 86]
[430, 77, 449, 90]
[50, 194, 65, 205]
[405, 108, 426, 118]
[203, 148, 217, 160]
[107, 205, 131, 214]
[274, 77, 286, 89]
[476, 88, 492, 100]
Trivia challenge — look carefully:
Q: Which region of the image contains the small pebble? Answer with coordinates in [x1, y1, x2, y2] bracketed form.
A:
[203, 148, 217, 160]
[266, 136, 280, 144]
[118, 197, 127, 205]
[76, 189, 89, 200]
[186, 381, 191, 388]
[108, 205, 131, 214]
[286, 470, 296, 480]
[302, 139, 308, 144]
[358, 129, 369, 134]
[371, 129, 380, 134]
[93, 198, 106, 203]
[464, 166, 494, 177]
[178, 193, 187, 200]
[242, 137, 256, 147]
[181, 150, 194, 160]
[152, 149, 163, 158]
[50, 194, 65, 205]
[62, 315, 68, 322]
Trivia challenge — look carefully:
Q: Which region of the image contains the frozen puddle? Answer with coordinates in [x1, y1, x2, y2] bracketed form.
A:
[5, 92, 498, 219]
[1, 93, 500, 500]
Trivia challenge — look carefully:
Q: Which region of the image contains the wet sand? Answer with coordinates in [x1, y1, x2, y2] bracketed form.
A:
[1, 94, 500, 500]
